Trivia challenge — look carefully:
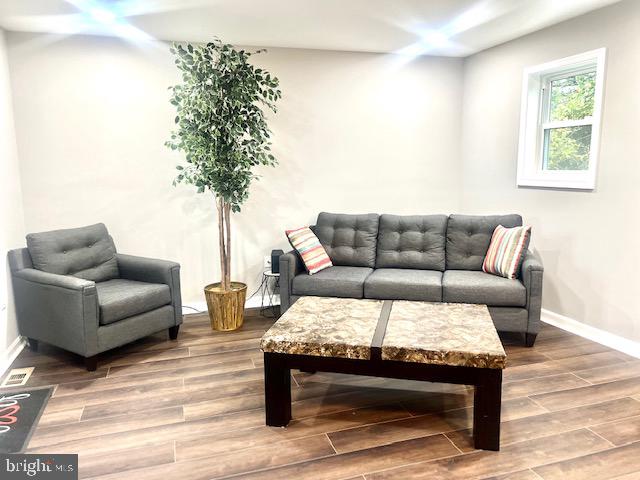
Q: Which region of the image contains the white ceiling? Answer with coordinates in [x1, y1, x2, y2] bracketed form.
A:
[0, 0, 622, 57]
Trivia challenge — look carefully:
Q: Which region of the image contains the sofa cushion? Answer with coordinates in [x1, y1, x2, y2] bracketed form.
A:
[376, 214, 447, 271]
[26, 223, 119, 282]
[285, 226, 333, 274]
[292, 266, 373, 298]
[364, 268, 442, 301]
[446, 214, 522, 270]
[96, 279, 171, 325]
[483, 225, 531, 279]
[442, 270, 526, 307]
[314, 212, 379, 268]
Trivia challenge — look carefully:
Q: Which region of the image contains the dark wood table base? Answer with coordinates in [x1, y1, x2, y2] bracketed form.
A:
[264, 351, 502, 451]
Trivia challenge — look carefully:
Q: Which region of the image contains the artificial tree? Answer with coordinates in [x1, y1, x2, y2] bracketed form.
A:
[166, 40, 281, 294]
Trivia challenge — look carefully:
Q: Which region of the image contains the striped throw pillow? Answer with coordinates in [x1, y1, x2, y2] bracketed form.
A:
[482, 225, 531, 279]
[286, 226, 333, 275]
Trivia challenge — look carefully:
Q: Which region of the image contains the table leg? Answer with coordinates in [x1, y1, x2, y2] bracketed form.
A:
[473, 369, 502, 451]
[264, 353, 291, 427]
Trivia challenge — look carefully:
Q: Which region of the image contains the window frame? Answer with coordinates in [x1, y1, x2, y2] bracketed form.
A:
[517, 48, 606, 190]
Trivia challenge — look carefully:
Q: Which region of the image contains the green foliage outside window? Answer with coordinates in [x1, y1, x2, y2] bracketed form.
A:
[544, 71, 595, 171]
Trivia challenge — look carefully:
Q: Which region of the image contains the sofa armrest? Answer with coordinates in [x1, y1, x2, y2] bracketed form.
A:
[12, 269, 99, 356]
[520, 250, 544, 335]
[116, 253, 182, 325]
[521, 249, 543, 276]
[279, 251, 304, 313]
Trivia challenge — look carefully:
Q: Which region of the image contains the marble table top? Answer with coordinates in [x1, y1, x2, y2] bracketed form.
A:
[260, 296, 506, 369]
[260, 296, 383, 360]
[382, 301, 506, 369]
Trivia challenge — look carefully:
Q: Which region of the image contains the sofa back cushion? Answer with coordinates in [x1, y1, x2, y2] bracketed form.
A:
[376, 214, 447, 271]
[26, 223, 119, 282]
[314, 212, 379, 268]
[446, 214, 522, 270]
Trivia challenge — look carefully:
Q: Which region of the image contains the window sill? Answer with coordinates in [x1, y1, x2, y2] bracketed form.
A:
[517, 174, 596, 190]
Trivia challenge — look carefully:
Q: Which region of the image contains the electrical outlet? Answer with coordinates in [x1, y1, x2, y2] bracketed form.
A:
[263, 255, 272, 269]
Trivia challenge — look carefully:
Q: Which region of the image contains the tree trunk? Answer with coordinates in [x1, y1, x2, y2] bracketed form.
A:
[216, 197, 228, 292]
[224, 202, 232, 291]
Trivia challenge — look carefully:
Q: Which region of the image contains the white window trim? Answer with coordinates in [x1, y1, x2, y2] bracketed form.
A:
[517, 48, 606, 190]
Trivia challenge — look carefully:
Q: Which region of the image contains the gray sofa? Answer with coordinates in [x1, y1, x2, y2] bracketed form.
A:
[8, 223, 182, 370]
[280, 212, 543, 346]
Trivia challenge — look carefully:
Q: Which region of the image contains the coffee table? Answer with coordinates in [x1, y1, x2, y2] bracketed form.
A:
[260, 297, 506, 450]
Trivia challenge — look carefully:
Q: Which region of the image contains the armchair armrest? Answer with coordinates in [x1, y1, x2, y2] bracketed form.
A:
[116, 253, 182, 325]
[279, 251, 304, 313]
[12, 269, 99, 356]
[15, 268, 96, 292]
[520, 249, 544, 335]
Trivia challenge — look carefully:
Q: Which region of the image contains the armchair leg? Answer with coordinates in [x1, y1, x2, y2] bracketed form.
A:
[84, 355, 98, 372]
[169, 325, 180, 340]
[28, 338, 39, 352]
[525, 333, 537, 347]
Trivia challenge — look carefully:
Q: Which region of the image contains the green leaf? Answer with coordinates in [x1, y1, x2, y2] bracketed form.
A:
[165, 39, 281, 211]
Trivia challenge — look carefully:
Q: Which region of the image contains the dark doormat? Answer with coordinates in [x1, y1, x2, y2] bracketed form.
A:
[0, 387, 54, 453]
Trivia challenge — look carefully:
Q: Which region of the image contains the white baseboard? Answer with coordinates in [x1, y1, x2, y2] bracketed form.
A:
[541, 308, 640, 359]
[182, 294, 280, 316]
[0, 336, 27, 379]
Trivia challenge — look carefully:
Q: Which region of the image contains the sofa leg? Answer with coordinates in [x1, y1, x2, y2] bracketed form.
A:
[28, 338, 38, 352]
[84, 355, 98, 372]
[525, 333, 537, 347]
[169, 325, 180, 340]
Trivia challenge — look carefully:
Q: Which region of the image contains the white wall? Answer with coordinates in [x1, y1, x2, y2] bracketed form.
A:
[0, 27, 26, 370]
[6, 33, 464, 306]
[7, 1, 636, 346]
[461, 0, 640, 341]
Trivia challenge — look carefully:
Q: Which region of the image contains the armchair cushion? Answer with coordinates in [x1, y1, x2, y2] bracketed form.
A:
[96, 279, 171, 325]
[116, 253, 182, 326]
[26, 223, 119, 282]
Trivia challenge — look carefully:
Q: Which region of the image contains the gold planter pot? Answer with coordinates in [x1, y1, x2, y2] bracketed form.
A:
[204, 282, 248, 331]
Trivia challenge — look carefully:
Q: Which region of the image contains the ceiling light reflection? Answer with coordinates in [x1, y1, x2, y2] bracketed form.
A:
[394, 0, 520, 61]
[88, 7, 118, 24]
[62, 0, 153, 42]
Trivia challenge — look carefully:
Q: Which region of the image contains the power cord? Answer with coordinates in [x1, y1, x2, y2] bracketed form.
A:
[182, 269, 271, 315]
[182, 305, 205, 314]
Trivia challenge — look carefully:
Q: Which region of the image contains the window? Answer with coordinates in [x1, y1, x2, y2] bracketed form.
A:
[517, 49, 606, 189]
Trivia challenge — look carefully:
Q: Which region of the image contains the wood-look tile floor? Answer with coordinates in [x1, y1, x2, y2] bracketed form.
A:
[3, 309, 640, 479]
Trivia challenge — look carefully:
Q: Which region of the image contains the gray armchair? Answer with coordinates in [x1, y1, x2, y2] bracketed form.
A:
[8, 223, 182, 371]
